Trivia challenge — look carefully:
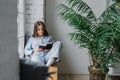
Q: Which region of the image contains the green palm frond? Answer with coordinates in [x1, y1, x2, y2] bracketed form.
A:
[57, 0, 97, 33]
[98, 3, 120, 24]
[68, 30, 94, 48]
[66, 0, 96, 22]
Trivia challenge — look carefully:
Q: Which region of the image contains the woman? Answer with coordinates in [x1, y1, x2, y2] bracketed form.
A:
[24, 21, 62, 66]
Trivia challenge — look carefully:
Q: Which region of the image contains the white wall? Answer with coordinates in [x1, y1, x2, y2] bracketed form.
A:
[46, 0, 107, 74]
[0, 0, 19, 80]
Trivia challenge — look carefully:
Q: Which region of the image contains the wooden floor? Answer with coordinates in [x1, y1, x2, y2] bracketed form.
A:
[58, 74, 89, 80]
[58, 74, 120, 80]
[107, 76, 120, 80]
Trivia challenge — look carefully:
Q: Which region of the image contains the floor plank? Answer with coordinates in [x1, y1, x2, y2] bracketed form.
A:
[58, 74, 120, 80]
[58, 74, 89, 80]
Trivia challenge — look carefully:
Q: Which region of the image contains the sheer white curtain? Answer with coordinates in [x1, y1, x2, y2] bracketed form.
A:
[17, 0, 45, 58]
[17, 0, 25, 58]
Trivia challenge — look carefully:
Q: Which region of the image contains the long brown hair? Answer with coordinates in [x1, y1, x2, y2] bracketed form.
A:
[32, 21, 49, 37]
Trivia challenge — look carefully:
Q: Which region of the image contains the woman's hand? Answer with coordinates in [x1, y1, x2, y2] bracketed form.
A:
[44, 49, 50, 53]
[33, 48, 43, 53]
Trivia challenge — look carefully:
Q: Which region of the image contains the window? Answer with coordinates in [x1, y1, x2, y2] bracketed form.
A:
[17, 0, 45, 58]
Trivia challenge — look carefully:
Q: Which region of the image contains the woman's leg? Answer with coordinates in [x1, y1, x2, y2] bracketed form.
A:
[31, 53, 46, 66]
[45, 41, 62, 66]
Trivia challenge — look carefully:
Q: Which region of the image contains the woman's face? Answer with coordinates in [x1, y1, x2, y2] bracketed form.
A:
[37, 25, 44, 37]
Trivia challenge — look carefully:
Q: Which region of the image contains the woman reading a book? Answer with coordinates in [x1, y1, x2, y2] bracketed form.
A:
[24, 21, 62, 66]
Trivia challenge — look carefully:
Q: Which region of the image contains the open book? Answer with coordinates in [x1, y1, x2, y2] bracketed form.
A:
[39, 42, 53, 50]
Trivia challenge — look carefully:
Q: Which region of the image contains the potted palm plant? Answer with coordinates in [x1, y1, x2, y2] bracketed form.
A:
[58, 0, 120, 80]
